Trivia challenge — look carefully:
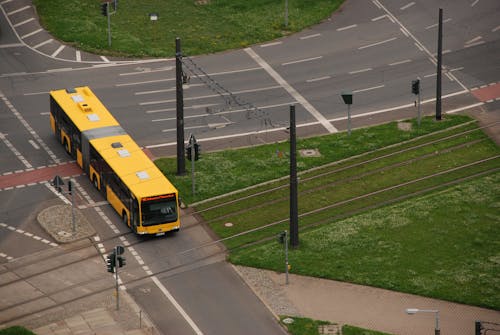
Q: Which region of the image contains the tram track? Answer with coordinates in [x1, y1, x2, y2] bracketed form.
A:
[2, 163, 499, 325]
[1, 121, 498, 283]
[1, 121, 499, 323]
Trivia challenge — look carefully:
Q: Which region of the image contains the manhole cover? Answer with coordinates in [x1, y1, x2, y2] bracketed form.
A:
[299, 149, 321, 157]
[224, 222, 233, 227]
[282, 318, 294, 324]
[57, 231, 72, 238]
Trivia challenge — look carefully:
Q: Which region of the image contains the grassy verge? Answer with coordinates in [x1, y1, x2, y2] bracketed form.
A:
[0, 326, 36, 335]
[156, 115, 475, 204]
[230, 172, 500, 310]
[33, 0, 344, 57]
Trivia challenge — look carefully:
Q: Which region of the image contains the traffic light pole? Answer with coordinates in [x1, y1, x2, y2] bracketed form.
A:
[191, 142, 195, 195]
[289, 105, 299, 248]
[106, 3, 111, 47]
[176, 37, 186, 176]
[436, 8, 443, 121]
[115, 248, 119, 310]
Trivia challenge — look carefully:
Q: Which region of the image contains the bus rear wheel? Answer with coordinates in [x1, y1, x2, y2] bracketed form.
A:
[122, 213, 128, 226]
[92, 175, 99, 190]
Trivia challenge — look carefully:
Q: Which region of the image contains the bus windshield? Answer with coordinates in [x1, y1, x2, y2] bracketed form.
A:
[141, 194, 177, 226]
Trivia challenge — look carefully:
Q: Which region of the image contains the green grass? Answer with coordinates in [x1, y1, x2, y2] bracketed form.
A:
[33, 0, 344, 57]
[157, 115, 475, 204]
[0, 326, 36, 335]
[230, 173, 500, 310]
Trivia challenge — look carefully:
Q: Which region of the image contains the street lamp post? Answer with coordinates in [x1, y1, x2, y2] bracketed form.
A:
[406, 308, 440, 335]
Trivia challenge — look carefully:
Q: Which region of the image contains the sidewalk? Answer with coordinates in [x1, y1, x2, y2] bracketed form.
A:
[236, 266, 500, 335]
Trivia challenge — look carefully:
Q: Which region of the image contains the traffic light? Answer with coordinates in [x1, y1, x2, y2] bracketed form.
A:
[412, 79, 420, 95]
[186, 144, 192, 161]
[194, 143, 200, 161]
[100, 3, 108, 16]
[475, 321, 482, 335]
[68, 180, 72, 195]
[106, 252, 116, 273]
[117, 255, 126, 268]
[278, 231, 286, 244]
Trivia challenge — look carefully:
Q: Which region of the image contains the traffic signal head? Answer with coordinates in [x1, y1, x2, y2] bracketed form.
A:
[412, 79, 420, 95]
[118, 256, 126, 267]
[186, 144, 192, 161]
[106, 252, 115, 273]
[278, 231, 286, 244]
[101, 3, 108, 16]
[194, 143, 200, 161]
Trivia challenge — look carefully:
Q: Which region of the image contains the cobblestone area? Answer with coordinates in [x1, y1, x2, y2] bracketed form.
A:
[235, 265, 301, 317]
[37, 204, 95, 243]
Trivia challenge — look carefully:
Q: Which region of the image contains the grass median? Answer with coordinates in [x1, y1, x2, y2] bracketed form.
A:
[156, 114, 500, 310]
[33, 0, 344, 57]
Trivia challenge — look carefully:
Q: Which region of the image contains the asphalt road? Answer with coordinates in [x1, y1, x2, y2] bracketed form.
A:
[0, 0, 499, 334]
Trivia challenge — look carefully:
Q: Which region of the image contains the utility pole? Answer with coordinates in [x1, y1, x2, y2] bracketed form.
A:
[436, 8, 443, 121]
[289, 105, 299, 248]
[176, 37, 186, 175]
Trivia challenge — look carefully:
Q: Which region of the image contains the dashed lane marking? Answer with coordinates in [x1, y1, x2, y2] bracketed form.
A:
[7, 5, 30, 15]
[0, 132, 32, 169]
[470, 82, 500, 102]
[0, 222, 58, 247]
[245, 47, 337, 133]
[0, 91, 60, 164]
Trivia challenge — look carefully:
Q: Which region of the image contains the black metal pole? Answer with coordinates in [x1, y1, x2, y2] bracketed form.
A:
[289, 105, 299, 248]
[176, 37, 186, 175]
[436, 8, 443, 121]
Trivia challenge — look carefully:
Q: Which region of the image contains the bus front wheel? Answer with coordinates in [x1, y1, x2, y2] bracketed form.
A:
[122, 213, 128, 226]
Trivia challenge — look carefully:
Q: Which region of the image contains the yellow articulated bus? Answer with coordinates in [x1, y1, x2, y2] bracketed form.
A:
[49, 86, 180, 235]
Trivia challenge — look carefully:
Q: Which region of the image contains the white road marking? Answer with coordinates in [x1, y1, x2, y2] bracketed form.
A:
[7, 5, 30, 15]
[260, 41, 282, 48]
[120, 66, 173, 76]
[465, 41, 485, 48]
[400, 2, 415, 10]
[245, 47, 337, 133]
[51, 45, 65, 57]
[470, 0, 479, 7]
[282, 56, 322, 66]
[76, 51, 81, 62]
[0, 43, 24, 48]
[465, 36, 482, 44]
[28, 140, 40, 149]
[389, 59, 411, 66]
[117, 67, 262, 87]
[306, 76, 331, 83]
[300, 33, 321, 40]
[135, 84, 203, 95]
[358, 37, 397, 50]
[13, 17, 34, 27]
[374, 1, 468, 91]
[371, 15, 387, 21]
[352, 85, 385, 93]
[0, 132, 32, 168]
[101, 56, 110, 62]
[151, 276, 205, 335]
[400, 27, 409, 37]
[33, 39, 53, 49]
[349, 68, 372, 74]
[140, 85, 281, 105]
[493, 25, 500, 33]
[336, 24, 357, 31]
[425, 18, 451, 30]
[21, 28, 42, 39]
[146, 89, 471, 150]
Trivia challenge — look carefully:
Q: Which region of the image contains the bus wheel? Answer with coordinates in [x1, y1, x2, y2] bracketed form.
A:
[92, 176, 99, 190]
[63, 139, 71, 155]
[122, 213, 128, 226]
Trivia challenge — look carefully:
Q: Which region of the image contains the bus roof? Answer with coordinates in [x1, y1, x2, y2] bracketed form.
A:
[50, 86, 120, 132]
[90, 134, 178, 199]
